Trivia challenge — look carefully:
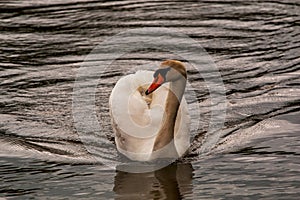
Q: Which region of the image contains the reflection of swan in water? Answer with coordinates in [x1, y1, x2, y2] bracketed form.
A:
[109, 60, 190, 161]
[113, 163, 193, 199]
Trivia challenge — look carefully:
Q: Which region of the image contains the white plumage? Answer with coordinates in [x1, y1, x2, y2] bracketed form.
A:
[109, 62, 190, 161]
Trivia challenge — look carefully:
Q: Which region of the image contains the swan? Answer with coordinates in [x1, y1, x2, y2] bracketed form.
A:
[109, 60, 190, 161]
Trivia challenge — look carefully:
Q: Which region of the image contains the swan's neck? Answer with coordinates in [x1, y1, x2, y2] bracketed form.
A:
[152, 77, 186, 154]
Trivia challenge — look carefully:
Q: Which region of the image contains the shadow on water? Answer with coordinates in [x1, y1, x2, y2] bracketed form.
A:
[0, 155, 195, 199]
[114, 163, 193, 200]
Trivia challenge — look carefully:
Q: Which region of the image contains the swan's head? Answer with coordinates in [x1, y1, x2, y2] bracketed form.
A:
[145, 60, 187, 95]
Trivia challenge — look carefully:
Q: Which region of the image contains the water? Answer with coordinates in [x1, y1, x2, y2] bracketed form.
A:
[1, 0, 300, 199]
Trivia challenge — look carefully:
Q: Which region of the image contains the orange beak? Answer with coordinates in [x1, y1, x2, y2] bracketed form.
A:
[145, 73, 165, 95]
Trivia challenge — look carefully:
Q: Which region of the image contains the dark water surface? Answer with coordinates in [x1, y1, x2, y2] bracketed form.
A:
[1, 0, 300, 199]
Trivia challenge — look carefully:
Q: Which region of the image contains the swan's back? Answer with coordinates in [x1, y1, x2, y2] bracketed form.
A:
[109, 71, 190, 161]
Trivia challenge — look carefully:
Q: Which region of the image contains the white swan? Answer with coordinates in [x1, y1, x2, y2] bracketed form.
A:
[109, 60, 190, 161]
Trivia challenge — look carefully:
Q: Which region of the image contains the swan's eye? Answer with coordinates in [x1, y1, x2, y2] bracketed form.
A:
[153, 70, 160, 78]
[153, 67, 171, 78]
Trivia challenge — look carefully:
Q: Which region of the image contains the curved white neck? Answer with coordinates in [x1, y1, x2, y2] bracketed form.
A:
[152, 77, 186, 156]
